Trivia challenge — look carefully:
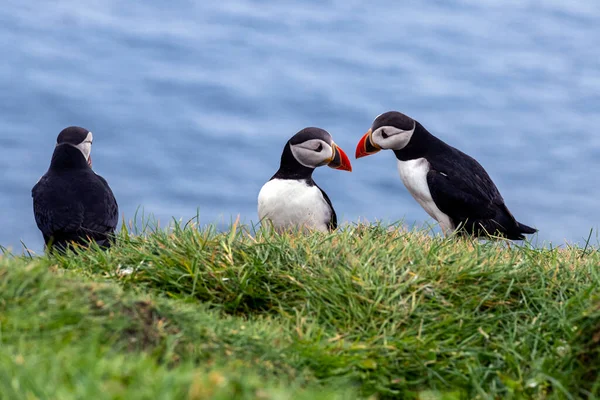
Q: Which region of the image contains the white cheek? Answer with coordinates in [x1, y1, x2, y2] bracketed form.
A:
[74, 132, 93, 160]
[373, 125, 415, 150]
[75, 142, 92, 160]
[290, 142, 332, 168]
[388, 132, 413, 150]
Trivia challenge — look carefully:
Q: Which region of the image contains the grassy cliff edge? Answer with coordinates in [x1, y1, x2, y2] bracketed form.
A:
[1, 223, 599, 399]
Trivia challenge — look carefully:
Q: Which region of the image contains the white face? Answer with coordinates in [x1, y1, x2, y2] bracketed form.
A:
[290, 139, 333, 168]
[74, 131, 93, 162]
[370, 123, 415, 151]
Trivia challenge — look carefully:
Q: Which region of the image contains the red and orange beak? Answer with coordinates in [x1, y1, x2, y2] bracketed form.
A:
[327, 143, 352, 172]
[355, 128, 381, 159]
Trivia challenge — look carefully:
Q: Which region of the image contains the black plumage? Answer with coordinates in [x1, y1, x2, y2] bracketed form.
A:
[32, 127, 119, 251]
[393, 120, 536, 240]
[317, 184, 337, 231]
[358, 111, 536, 240]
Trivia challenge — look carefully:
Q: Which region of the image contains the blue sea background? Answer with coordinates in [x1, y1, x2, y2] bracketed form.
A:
[1, 0, 599, 252]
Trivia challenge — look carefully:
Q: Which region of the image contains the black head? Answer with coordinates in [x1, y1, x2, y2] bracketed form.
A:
[288, 127, 351, 171]
[372, 111, 415, 133]
[356, 111, 418, 158]
[57, 126, 92, 145]
[289, 127, 333, 147]
[274, 127, 352, 179]
[52, 126, 94, 168]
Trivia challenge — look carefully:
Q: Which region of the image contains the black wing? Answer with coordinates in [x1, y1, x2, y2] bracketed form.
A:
[315, 184, 337, 231]
[425, 147, 532, 238]
[426, 148, 504, 224]
[32, 176, 85, 240]
[91, 173, 119, 233]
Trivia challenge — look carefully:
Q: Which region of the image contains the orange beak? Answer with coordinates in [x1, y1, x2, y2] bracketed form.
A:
[355, 129, 381, 159]
[327, 143, 352, 172]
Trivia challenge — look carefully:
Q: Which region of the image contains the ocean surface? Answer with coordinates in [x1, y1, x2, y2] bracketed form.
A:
[1, 0, 599, 253]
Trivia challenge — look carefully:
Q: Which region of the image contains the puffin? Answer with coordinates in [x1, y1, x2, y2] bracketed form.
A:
[32, 126, 119, 251]
[355, 111, 537, 240]
[258, 127, 352, 232]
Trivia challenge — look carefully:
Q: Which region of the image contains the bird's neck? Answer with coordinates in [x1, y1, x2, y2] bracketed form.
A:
[271, 142, 315, 180]
[50, 144, 89, 170]
[393, 122, 439, 161]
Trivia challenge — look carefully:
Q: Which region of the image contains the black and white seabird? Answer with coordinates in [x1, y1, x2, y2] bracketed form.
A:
[355, 111, 537, 240]
[32, 126, 119, 250]
[258, 127, 352, 232]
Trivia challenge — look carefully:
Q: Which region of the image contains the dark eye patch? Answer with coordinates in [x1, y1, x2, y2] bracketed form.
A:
[381, 130, 389, 139]
[315, 143, 323, 152]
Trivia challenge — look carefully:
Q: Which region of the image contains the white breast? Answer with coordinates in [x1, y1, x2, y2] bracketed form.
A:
[257, 179, 332, 232]
[397, 158, 454, 233]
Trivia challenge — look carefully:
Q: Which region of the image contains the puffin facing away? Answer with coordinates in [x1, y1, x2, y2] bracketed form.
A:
[355, 111, 536, 240]
[32, 126, 119, 251]
[258, 127, 352, 232]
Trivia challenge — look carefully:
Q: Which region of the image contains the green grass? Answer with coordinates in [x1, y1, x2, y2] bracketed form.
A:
[1, 222, 600, 399]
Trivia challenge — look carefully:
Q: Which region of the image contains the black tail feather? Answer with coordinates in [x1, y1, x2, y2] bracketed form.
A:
[499, 221, 537, 241]
[455, 218, 537, 241]
[516, 221, 537, 234]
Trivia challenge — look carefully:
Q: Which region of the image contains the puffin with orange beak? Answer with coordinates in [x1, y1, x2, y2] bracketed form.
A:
[258, 127, 352, 232]
[356, 111, 536, 240]
[32, 126, 119, 251]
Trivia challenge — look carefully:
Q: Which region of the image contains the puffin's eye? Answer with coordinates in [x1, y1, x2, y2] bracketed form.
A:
[315, 143, 323, 152]
[381, 130, 389, 139]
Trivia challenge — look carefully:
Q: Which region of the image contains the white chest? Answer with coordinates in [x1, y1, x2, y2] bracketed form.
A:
[257, 179, 331, 232]
[397, 158, 454, 233]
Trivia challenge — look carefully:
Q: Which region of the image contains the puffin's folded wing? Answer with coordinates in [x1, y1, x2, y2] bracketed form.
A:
[83, 183, 119, 236]
[426, 169, 498, 222]
[33, 200, 85, 238]
[103, 183, 119, 232]
[315, 184, 337, 231]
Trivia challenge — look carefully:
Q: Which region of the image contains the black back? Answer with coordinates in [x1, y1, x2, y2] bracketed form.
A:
[32, 143, 119, 251]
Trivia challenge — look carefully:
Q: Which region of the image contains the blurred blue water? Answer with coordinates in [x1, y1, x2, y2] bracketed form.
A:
[1, 0, 599, 252]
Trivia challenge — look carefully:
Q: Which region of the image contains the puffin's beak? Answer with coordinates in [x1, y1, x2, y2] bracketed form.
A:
[87, 155, 92, 168]
[327, 143, 352, 172]
[355, 129, 381, 159]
